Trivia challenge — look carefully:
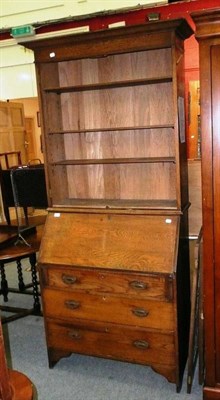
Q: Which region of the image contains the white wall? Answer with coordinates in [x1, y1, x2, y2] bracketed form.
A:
[0, 0, 167, 100]
[0, 0, 167, 28]
[0, 42, 37, 99]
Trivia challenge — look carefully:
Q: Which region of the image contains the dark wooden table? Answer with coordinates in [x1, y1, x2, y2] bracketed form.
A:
[0, 225, 43, 323]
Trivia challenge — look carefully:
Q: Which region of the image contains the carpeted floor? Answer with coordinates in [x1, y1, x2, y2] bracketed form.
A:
[1, 260, 202, 400]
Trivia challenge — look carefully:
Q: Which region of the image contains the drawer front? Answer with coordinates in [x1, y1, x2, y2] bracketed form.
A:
[43, 288, 174, 330]
[46, 318, 176, 382]
[44, 266, 173, 301]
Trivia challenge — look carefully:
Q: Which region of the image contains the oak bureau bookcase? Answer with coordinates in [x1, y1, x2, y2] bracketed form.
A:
[23, 18, 193, 391]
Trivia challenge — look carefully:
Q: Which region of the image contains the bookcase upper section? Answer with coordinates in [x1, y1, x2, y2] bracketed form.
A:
[23, 19, 193, 213]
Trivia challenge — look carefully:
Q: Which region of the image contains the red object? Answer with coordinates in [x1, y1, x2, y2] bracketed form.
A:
[1, 0, 220, 41]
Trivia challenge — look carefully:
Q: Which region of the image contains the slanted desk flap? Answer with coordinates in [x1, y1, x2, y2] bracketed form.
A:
[38, 212, 180, 274]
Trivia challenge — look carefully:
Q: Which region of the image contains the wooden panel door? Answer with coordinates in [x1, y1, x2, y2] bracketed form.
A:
[24, 117, 37, 162]
[212, 43, 220, 388]
[192, 9, 220, 400]
[0, 101, 27, 165]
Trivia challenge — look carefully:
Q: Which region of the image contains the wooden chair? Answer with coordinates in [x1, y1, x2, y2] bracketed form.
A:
[0, 152, 22, 170]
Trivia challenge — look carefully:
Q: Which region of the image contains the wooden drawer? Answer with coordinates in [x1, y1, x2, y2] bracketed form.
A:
[46, 318, 176, 383]
[42, 266, 173, 301]
[43, 288, 174, 330]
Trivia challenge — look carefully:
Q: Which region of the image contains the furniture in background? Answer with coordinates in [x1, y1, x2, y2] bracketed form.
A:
[0, 156, 47, 226]
[0, 161, 47, 320]
[24, 19, 193, 391]
[0, 151, 25, 225]
[0, 316, 33, 399]
[0, 152, 22, 170]
[10, 165, 48, 235]
[192, 9, 220, 400]
[0, 225, 43, 323]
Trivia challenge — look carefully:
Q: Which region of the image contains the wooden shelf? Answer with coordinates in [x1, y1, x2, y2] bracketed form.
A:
[52, 157, 176, 166]
[48, 124, 175, 135]
[55, 199, 178, 210]
[44, 76, 173, 94]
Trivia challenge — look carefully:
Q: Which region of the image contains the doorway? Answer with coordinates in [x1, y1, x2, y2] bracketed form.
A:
[0, 101, 27, 164]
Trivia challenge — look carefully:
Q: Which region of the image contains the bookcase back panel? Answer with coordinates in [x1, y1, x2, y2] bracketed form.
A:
[63, 163, 176, 200]
[58, 49, 172, 87]
[46, 128, 176, 204]
[62, 129, 175, 160]
[59, 84, 173, 131]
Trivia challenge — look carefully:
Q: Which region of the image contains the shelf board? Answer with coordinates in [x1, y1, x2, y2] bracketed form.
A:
[44, 76, 172, 94]
[50, 199, 180, 215]
[51, 157, 176, 166]
[48, 124, 175, 135]
[64, 199, 178, 209]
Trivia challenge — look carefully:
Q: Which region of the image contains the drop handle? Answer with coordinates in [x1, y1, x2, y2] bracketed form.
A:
[62, 274, 77, 285]
[129, 280, 148, 290]
[64, 300, 80, 310]
[133, 340, 149, 350]
[132, 308, 149, 318]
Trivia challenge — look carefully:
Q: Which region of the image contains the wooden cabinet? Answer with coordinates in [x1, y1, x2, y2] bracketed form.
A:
[23, 19, 193, 391]
[191, 9, 220, 400]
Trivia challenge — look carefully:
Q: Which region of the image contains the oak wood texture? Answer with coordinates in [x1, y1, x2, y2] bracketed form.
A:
[43, 288, 174, 330]
[39, 213, 179, 274]
[46, 267, 172, 301]
[46, 318, 176, 381]
[24, 19, 192, 392]
[191, 8, 220, 400]
[24, 20, 192, 211]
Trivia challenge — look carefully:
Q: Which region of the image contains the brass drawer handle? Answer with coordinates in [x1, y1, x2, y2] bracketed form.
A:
[65, 300, 80, 310]
[133, 340, 149, 350]
[68, 330, 81, 340]
[129, 280, 148, 290]
[132, 308, 149, 318]
[62, 274, 77, 285]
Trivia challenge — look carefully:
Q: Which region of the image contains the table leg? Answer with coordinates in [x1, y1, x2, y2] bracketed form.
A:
[16, 258, 25, 292]
[0, 263, 8, 302]
[29, 253, 41, 313]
